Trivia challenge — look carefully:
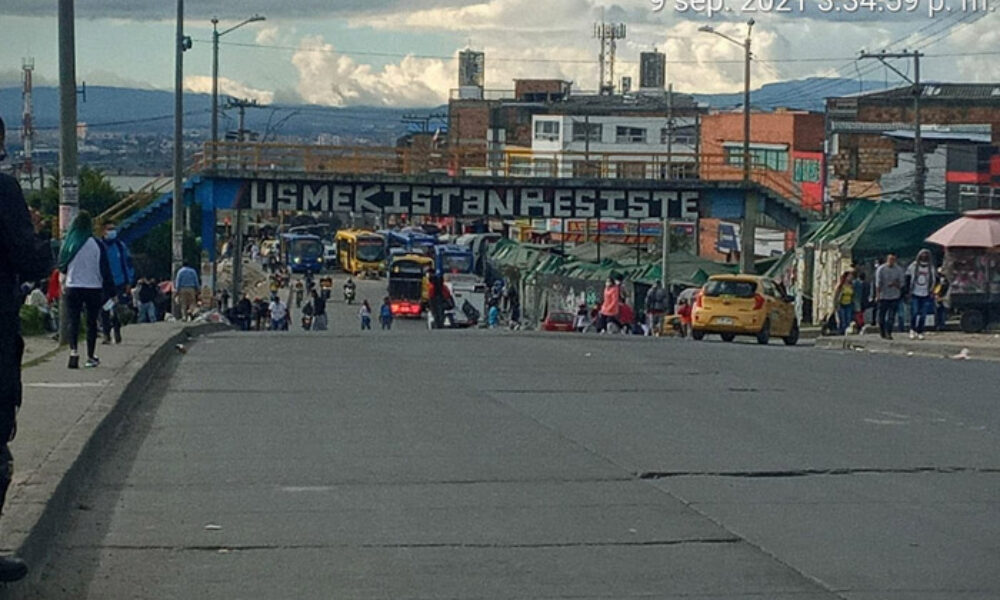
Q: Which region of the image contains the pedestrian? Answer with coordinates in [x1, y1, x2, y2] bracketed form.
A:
[360, 299, 372, 330]
[597, 277, 622, 333]
[0, 113, 51, 581]
[833, 271, 856, 335]
[268, 295, 288, 331]
[136, 277, 158, 323]
[933, 267, 950, 331]
[853, 271, 872, 333]
[875, 253, 905, 340]
[379, 296, 393, 330]
[905, 249, 937, 340]
[676, 297, 693, 339]
[427, 272, 446, 330]
[487, 302, 500, 328]
[173, 262, 200, 321]
[573, 303, 589, 332]
[59, 211, 116, 368]
[645, 281, 668, 336]
[253, 297, 268, 331]
[99, 220, 134, 344]
[236, 294, 253, 331]
[310, 289, 328, 331]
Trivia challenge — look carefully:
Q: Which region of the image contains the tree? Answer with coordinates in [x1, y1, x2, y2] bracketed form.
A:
[24, 167, 120, 222]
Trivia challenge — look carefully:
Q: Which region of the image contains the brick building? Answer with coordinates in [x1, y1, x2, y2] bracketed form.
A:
[699, 109, 825, 211]
[826, 84, 1000, 210]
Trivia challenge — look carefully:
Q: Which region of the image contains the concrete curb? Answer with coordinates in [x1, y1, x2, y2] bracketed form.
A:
[1, 322, 229, 595]
[814, 334, 1000, 362]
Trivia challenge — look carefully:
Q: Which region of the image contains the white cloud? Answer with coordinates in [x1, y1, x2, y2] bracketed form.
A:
[291, 36, 452, 107]
[183, 75, 275, 104]
[255, 26, 281, 46]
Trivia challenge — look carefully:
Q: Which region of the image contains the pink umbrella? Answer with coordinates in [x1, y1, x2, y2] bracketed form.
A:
[926, 210, 1000, 248]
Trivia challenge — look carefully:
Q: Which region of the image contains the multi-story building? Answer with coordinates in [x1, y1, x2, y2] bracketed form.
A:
[699, 109, 825, 211]
[826, 83, 1000, 211]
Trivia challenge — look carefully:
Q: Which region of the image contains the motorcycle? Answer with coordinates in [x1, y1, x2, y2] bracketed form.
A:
[294, 281, 304, 308]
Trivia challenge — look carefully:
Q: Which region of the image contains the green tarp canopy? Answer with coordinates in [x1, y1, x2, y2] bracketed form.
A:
[806, 200, 957, 261]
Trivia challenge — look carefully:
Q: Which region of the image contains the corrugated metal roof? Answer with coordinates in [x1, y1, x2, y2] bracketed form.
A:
[844, 83, 1000, 101]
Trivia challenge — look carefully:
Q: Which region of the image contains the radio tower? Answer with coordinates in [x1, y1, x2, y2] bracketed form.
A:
[21, 58, 35, 189]
[593, 18, 626, 96]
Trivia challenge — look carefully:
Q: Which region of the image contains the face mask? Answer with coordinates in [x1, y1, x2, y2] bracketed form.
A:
[105, 230, 118, 240]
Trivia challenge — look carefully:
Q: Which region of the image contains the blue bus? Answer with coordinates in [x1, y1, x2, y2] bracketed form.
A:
[383, 228, 437, 258]
[433, 244, 475, 277]
[280, 233, 325, 274]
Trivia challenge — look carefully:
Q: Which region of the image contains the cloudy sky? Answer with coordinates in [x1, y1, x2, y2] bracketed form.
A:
[1, 0, 997, 107]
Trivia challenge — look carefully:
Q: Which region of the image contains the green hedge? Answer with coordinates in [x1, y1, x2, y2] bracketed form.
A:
[19, 305, 47, 337]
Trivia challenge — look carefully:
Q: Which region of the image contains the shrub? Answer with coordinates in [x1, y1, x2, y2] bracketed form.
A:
[19, 304, 47, 337]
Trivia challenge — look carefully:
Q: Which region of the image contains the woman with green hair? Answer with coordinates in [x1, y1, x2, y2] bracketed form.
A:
[58, 211, 114, 369]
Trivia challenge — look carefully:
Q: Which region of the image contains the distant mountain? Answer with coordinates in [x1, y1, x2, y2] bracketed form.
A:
[0, 86, 433, 143]
[0, 78, 887, 144]
[695, 77, 890, 112]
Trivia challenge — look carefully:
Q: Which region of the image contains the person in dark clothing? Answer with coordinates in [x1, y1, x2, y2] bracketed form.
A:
[236, 294, 253, 331]
[0, 115, 52, 582]
[310, 289, 328, 331]
[427, 272, 445, 329]
[136, 278, 158, 323]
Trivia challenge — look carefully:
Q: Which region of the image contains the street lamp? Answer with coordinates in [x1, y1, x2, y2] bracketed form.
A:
[700, 19, 756, 273]
[210, 14, 264, 295]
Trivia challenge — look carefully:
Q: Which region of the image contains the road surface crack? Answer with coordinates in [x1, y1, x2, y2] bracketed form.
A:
[639, 466, 1000, 479]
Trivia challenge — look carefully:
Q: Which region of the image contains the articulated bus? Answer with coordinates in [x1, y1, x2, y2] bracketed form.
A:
[335, 229, 386, 275]
[387, 253, 434, 317]
[280, 233, 325, 274]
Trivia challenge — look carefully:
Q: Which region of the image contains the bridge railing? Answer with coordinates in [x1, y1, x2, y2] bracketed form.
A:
[199, 141, 807, 208]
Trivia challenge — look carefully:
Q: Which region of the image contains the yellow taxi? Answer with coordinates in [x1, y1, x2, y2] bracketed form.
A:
[691, 275, 799, 345]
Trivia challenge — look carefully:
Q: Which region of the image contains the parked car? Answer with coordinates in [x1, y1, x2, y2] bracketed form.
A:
[541, 311, 576, 332]
[691, 275, 799, 345]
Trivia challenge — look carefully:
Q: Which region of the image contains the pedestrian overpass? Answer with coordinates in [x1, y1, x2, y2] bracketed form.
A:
[99, 142, 817, 261]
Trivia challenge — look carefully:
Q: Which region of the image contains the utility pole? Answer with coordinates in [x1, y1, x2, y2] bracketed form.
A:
[228, 98, 263, 304]
[859, 50, 924, 205]
[172, 0, 191, 317]
[58, 0, 78, 238]
[662, 85, 673, 289]
[57, 0, 78, 345]
[211, 14, 265, 296]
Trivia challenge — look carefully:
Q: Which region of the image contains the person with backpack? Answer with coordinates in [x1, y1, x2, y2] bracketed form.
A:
[645, 281, 668, 336]
[136, 277, 158, 323]
[0, 114, 52, 581]
[100, 220, 135, 344]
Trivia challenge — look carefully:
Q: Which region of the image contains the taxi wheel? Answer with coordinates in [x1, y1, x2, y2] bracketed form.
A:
[691, 329, 705, 341]
[720, 332, 736, 342]
[756, 320, 771, 345]
[783, 322, 800, 346]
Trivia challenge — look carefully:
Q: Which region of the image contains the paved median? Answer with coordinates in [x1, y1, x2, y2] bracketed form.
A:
[2, 322, 228, 593]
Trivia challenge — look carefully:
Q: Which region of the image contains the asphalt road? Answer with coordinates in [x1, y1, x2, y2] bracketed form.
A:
[32, 278, 1000, 599]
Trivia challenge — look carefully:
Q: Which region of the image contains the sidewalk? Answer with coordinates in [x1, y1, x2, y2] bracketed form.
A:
[2, 321, 226, 591]
[815, 329, 1000, 361]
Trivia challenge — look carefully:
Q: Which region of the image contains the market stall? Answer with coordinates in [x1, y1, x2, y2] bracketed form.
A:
[926, 210, 1000, 332]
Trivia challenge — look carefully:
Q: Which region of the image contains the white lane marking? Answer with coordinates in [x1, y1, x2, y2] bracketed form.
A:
[281, 486, 334, 493]
[25, 381, 110, 388]
[864, 418, 909, 426]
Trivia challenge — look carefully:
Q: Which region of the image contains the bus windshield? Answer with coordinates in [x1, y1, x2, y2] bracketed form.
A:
[440, 253, 473, 274]
[291, 239, 323, 260]
[392, 260, 428, 276]
[357, 240, 386, 263]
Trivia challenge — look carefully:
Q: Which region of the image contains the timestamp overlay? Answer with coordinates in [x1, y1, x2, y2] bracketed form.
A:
[653, 0, 994, 18]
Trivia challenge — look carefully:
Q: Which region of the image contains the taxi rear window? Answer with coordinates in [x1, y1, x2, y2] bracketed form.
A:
[704, 280, 756, 298]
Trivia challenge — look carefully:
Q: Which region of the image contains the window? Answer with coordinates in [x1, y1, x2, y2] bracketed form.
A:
[724, 146, 789, 172]
[572, 122, 602, 143]
[534, 120, 560, 142]
[615, 162, 647, 179]
[660, 163, 697, 180]
[660, 125, 697, 146]
[615, 126, 647, 144]
[573, 160, 602, 178]
[704, 279, 757, 298]
[793, 158, 821, 183]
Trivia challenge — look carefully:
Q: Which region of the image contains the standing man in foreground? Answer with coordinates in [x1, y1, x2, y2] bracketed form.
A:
[875, 253, 905, 340]
[0, 116, 52, 581]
